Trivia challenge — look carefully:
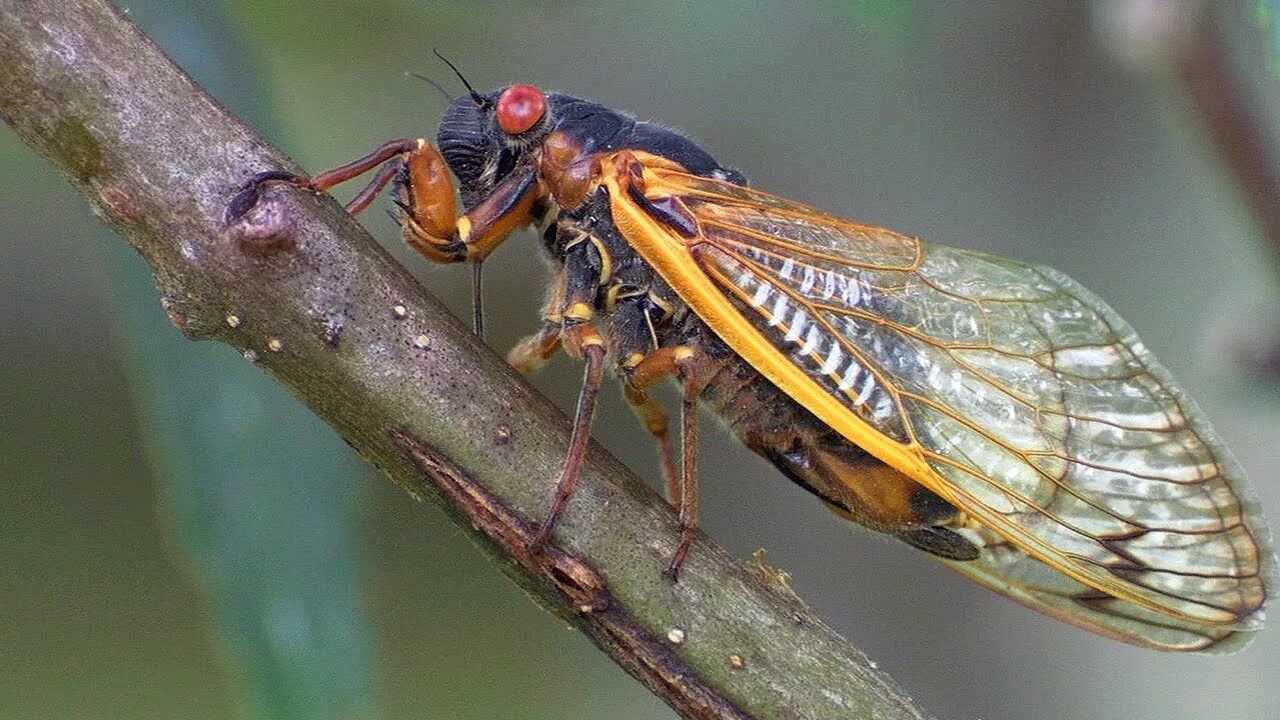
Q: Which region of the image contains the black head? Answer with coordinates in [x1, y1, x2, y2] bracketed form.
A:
[435, 83, 731, 209]
[436, 84, 555, 207]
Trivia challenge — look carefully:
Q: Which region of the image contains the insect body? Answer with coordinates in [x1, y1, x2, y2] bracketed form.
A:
[231, 82, 1274, 653]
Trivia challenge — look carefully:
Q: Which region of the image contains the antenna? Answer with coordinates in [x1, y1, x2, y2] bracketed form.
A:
[432, 48, 485, 105]
[404, 71, 454, 103]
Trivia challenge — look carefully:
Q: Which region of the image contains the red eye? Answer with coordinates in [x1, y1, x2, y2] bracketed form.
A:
[496, 84, 547, 135]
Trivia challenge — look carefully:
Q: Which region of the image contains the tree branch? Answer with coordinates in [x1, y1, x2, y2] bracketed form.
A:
[0, 2, 934, 718]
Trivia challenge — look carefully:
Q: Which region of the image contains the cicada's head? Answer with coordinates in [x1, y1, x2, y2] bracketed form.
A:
[436, 84, 553, 208]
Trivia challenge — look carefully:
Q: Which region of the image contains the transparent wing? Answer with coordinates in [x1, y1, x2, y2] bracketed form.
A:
[614, 161, 1274, 651]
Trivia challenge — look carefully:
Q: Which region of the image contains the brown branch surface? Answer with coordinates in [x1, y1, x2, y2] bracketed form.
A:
[0, 2, 935, 718]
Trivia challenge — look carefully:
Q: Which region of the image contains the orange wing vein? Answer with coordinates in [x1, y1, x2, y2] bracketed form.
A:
[603, 155, 1274, 652]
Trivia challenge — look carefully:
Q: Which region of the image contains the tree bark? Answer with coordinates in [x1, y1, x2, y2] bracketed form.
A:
[0, 2, 935, 718]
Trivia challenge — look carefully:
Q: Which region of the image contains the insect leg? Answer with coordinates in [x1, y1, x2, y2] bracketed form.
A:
[508, 321, 564, 376]
[343, 159, 404, 215]
[226, 138, 420, 221]
[620, 345, 700, 578]
[530, 321, 606, 550]
[528, 228, 609, 550]
[506, 270, 567, 376]
[621, 381, 679, 508]
[608, 293, 679, 509]
[401, 163, 542, 264]
[670, 354, 701, 578]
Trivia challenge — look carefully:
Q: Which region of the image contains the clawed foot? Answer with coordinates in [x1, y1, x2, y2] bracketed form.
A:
[225, 170, 310, 223]
[662, 527, 696, 581]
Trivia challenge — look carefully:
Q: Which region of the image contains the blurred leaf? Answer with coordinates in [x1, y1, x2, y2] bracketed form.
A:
[104, 4, 377, 719]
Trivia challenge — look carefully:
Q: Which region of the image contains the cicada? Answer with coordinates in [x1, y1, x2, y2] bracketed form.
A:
[230, 77, 1274, 653]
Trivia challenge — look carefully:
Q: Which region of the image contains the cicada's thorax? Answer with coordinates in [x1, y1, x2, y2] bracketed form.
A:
[534, 136, 979, 561]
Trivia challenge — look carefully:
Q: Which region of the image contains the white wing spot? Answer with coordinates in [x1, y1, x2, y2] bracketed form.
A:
[768, 294, 789, 326]
[821, 343, 844, 375]
[750, 278, 771, 308]
[854, 373, 877, 407]
[784, 308, 808, 342]
[841, 275, 862, 306]
[925, 363, 941, 389]
[800, 266, 816, 293]
[822, 271, 836, 299]
[799, 325, 821, 356]
[779, 257, 796, 280]
[838, 360, 862, 391]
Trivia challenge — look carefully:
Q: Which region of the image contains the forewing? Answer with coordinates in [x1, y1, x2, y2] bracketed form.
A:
[938, 526, 1252, 651]
[610, 161, 1274, 651]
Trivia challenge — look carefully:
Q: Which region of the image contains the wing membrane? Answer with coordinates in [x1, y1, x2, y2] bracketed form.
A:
[607, 159, 1274, 651]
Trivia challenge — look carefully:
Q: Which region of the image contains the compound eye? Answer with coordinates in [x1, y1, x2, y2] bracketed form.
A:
[496, 84, 547, 135]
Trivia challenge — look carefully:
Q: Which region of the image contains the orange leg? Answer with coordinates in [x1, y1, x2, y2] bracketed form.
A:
[399, 161, 541, 263]
[620, 348, 685, 510]
[228, 138, 542, 267]
[531, 322, 607, 550]
[670, 356, 701, 578]
[507, 270, 568, 376]
[226, 138, 420, 222]
[622, 382, 680, 508]
[343, 158, 404, 216]
[228, 139, 546, 338]
[508, 322, 564, 376]
[622, 346, 701, 578]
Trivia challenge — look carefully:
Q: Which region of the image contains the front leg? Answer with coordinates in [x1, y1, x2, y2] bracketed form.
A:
[227, 140, 545, 337]
[226, 138, 421, 222]
[393, 146, 541, 337]
[399, 160, 542, 265]
[227, 138, 544, 267]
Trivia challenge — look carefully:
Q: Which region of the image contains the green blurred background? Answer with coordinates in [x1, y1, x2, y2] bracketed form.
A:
[3, 1, 1279, 719]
